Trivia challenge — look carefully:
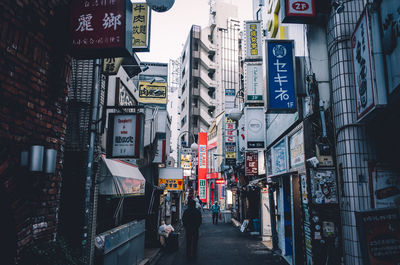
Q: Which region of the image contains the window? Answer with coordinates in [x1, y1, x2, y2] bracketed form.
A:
[181, 116, 187, 127]
[193, 41, 199, 51]
[182, 67, 186, 77]
[194, 79, 199, 88]
[181, 100, 185, 110]
[193, 60, 199, 70]
[182, 81, 186, 94]
[193, 98, 198, 107]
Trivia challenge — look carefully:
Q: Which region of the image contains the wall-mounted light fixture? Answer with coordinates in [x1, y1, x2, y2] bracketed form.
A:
[44, 149, 57, 174]
[29, 145, 44, 172]
[23, 146, 57, 173]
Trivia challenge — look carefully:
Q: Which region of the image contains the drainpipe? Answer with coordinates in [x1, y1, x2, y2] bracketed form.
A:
[82, 58, 102, 263]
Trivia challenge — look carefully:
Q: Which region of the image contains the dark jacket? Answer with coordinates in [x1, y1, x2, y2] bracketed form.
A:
[182, 201, 202, 232]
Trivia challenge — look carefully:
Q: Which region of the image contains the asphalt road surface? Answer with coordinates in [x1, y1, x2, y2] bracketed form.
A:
[156, 210, 287, 265]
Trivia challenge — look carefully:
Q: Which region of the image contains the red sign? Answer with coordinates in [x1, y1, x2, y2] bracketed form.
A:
[70, 0, 132, 58]
[215, 179, 225, 184]
[198, 132, 207, 203]
[245, 152, 258, 176]
[282, 0, 316, 24]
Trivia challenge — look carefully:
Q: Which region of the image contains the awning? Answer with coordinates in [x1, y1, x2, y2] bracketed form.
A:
[99, 156, 145, 197]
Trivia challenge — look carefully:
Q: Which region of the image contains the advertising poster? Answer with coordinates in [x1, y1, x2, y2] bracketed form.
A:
[356, 208, 400, 265]
[266, 40, 296, 113]
[309, 169, 338, 204]
[106, 113, 143, 159]
[289, 128, 304, 168]
[351, 8, 375, 120]
[138, 81, 167, 104]
[371, 167, 400, 209]
[271, 138, 287, 175]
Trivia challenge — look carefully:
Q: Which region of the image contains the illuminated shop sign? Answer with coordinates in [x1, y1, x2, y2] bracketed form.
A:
[266, 40, 296, 113]
[281, 0, 316, 23]
[106, 113, 144, 159]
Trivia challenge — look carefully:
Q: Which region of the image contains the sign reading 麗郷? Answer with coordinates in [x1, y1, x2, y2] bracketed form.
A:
[70, 0, 132, 58]
[266, 40, 296, 113]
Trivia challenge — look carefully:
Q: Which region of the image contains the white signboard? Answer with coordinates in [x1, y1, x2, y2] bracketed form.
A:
[271, 138, 287, 175]
[289, 128, 304, 168]
[199, 145, 207, 169]
[244, 107, 266, 149]
[372, 168, 400, 209]
[244, 63, 264, 103]
[244, 21, 262, 60]
[107, 114, 143, 158]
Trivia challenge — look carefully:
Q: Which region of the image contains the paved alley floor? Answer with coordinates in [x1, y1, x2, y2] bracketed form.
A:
[156, 211, 287, 265]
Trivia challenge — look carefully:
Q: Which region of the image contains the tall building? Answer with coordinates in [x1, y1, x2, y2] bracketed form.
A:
[178, 0, 240, 146]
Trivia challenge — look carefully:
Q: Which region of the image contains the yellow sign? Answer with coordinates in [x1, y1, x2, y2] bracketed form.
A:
[132, 3, 150, 51]
[159, 178, 183, 191]
[225, 152, 236, 159]
[103, 57, 123, 75]
[138, 81, 167, 104]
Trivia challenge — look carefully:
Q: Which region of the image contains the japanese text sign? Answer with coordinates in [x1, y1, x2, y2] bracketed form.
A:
[356, 208, 400, 265]
[106, 113, 144, 159]
[245, 21, 262, 60]
[70, 0, 132, 58]
[351, 8, 375, 121]
[199, 145, 207, 169]
[245, 63, 264, 103]
[246, 152, 258, 176]
[266, 40, 297, 113]
[138, 81, 167, 104]
[199, 179, 207, 202]
[158, 178, 183, 191]
[225, 115, 237, 165]
[282, 0, 316, 23]
[132, 3, 151, 52]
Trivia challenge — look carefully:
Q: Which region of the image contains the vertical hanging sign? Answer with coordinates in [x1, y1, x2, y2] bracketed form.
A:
[198, 132, 207, 203]
[244, 63, 264, 104]
[132, 2, 151, 52]
[244, 21, 262, 61]
[225, 115, 237, 166]
[266, 40, 297, 113]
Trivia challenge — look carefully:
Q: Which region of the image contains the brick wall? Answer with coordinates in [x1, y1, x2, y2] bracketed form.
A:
[0, 0, 72, 255]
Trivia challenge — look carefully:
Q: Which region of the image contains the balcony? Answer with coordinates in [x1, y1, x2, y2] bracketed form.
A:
[199, 86, 216, 106]
[199, 49, 216, 72]
[199, 107, 213, 127]
[199, 69, 217, 88]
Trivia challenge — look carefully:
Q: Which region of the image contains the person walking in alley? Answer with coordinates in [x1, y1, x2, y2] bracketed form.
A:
[211, 201, 220, 224]
[182, 198, 202, 259]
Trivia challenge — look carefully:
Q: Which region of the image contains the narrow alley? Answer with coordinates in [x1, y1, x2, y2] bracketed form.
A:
[156, 211, 286, 265]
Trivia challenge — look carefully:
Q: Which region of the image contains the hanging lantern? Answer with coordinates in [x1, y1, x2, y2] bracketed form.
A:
[146, 0, 175, 12]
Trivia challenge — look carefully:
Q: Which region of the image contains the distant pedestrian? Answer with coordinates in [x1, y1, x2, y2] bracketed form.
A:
[182, 199, 202, 259]
[211, 201, 220, 224]
[196, 195, 204, 211]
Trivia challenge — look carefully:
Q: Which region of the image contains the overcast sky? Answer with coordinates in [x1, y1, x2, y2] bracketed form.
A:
[135, 0, 253, 63]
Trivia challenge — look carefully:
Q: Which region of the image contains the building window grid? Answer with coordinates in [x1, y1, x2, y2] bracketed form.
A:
[221, 23, 240, 95]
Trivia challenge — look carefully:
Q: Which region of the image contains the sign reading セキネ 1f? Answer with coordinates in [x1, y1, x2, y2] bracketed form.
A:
[106, 113, 144, 159]
[266, 40, 296, 113]
[70, 0, 132, 58]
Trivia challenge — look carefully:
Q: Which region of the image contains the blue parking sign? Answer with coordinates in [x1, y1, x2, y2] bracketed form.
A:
[266, 40, 296, 113]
